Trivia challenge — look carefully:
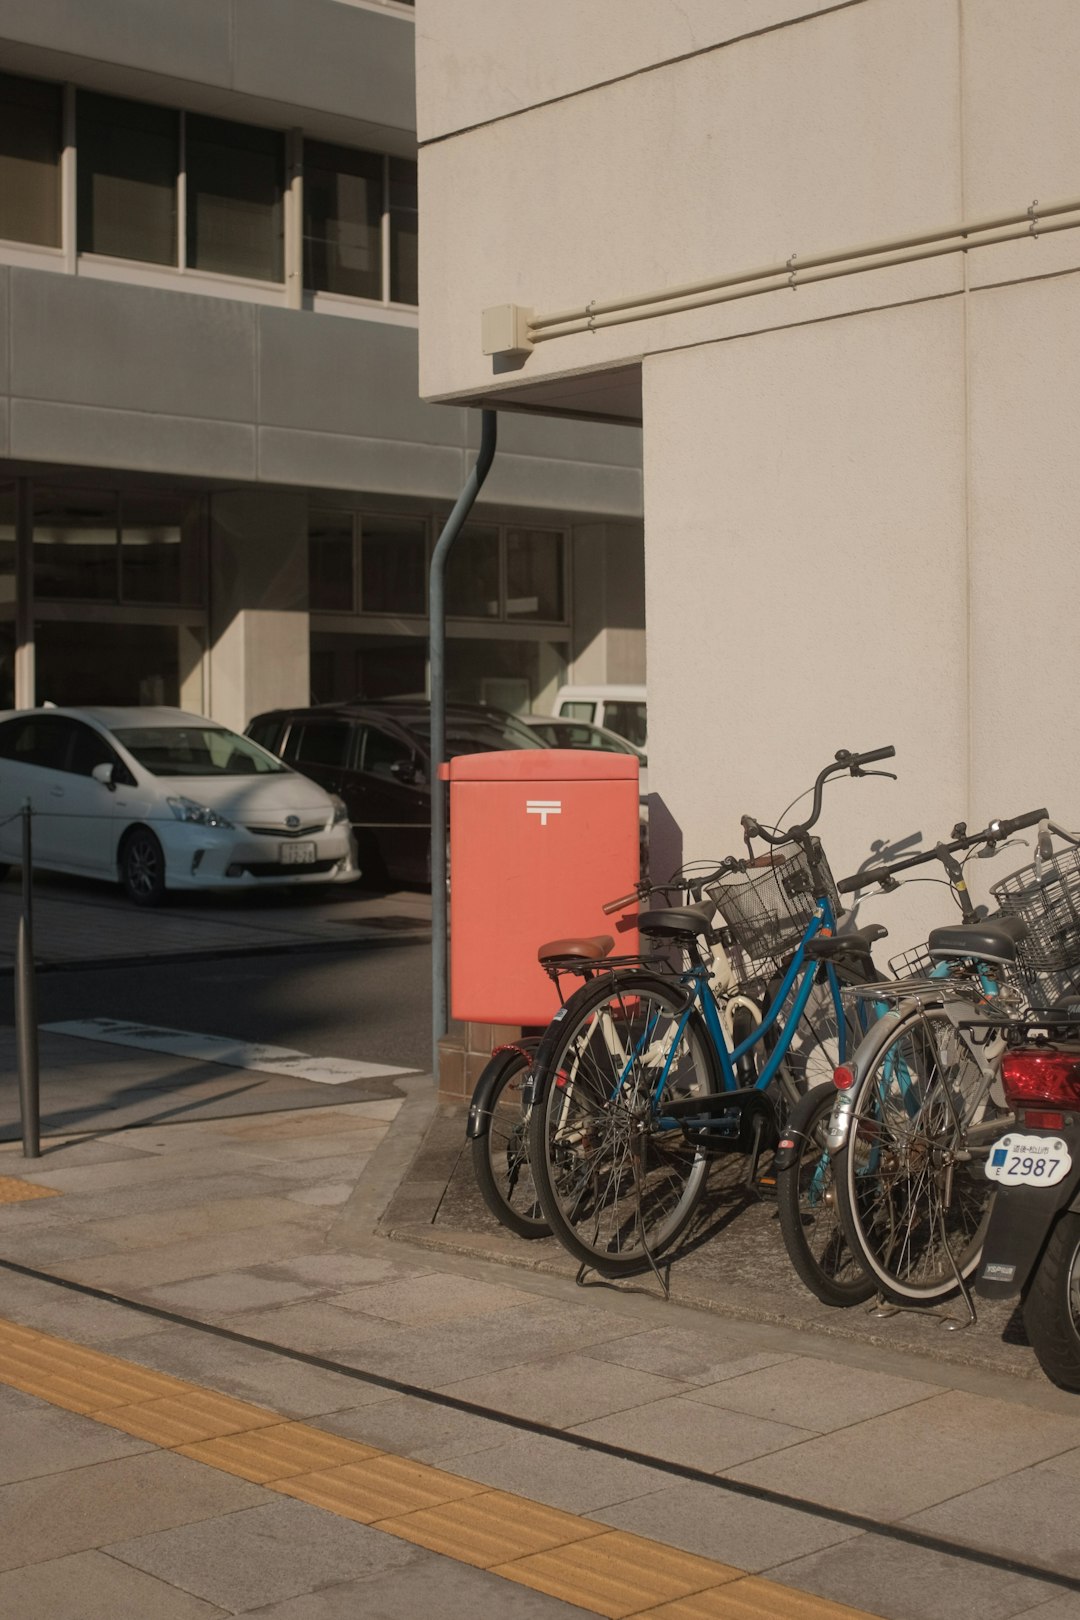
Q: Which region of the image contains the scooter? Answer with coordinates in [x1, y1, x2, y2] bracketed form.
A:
[976, 1032, 1080, 1390]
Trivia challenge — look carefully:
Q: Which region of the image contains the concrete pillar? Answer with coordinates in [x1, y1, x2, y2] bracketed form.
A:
[207, 489, 310, 733]
[570, 521, 646, 685]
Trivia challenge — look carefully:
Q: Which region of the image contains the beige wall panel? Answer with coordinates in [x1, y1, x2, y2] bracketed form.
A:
[962, 0, 1080, 291]
[415, 0, 841, 141]
[642, 299, 968, 951]
[968, 273, 1080, 834]
[419, 0, 961, 400]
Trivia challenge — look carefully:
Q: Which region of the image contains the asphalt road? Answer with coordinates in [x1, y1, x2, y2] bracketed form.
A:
[27, 940, 435, 1073]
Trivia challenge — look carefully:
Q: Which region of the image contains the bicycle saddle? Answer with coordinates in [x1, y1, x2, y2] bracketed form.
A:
[805, 923, 888, 961]
[637, 905, 713, 941]
[927, 915, 1028, 965]
[537, 935, 614, 965]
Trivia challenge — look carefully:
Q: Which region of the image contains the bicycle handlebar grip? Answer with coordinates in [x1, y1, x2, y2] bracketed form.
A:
[997, 807, 1049, 837]
[837, 867, 889, 894]
[852, 745, 896, 767]
[602, 890, 639, 915]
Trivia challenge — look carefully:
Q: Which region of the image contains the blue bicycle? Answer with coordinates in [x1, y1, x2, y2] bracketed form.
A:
[526, 747, 896, 1283]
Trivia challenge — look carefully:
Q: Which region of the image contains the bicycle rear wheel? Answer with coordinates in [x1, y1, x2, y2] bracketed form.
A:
[775, 1082, 874, 1306]
[835, 1003, 1003, 1303]
[469, 1047, 550, 1240]
[528, 972, 716, 1274]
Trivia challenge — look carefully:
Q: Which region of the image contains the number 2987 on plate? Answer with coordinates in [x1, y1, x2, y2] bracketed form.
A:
[986, 1133, 1073, 1188]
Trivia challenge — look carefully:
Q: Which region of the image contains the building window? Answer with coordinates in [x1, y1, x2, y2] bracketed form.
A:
[77, 92, 179, 265]
[506, 529, 565, 621]
[0, 72, 61, 248]
[303, 145, 418, 306]
[388, 158, 418, 305]
[35, 490, 119, 601]
[361, 515, 426, 614]
[186, 115, 284, 282]
[309, 510, 356, 612]
[121, 494, 203, 605]
[303, 142, 382, 301]
[35, 487, 204, 605]
[445, 525, 500, 619]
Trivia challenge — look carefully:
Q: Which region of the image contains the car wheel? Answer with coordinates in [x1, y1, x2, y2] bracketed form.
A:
[120, 827, 167, 907]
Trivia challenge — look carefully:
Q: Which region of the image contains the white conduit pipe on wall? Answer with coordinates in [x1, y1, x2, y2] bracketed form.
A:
[525, 196, 1080, 345]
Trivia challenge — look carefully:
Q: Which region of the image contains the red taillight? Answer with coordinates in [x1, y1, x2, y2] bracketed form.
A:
[1022, 1109, 1067, 1130]
[1001, 1049, 1080, 1108]
[834, 1065, 856, 1091]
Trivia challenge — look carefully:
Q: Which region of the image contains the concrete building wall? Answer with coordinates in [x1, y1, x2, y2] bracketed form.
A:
[415, 0, 1080, 949]
[0, 266, 643, 515]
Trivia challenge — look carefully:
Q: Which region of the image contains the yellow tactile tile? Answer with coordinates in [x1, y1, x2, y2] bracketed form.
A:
[639, 1579, 873, 1618]
[274, 1453, 487, 1523]
[377, 1488, 607, 1568]
[96, 1387, 282, 1445]
[0, 1332, 192, 1414]
[178, 1421, 381, 1482]
[493, 1530, 742, 1620]
[0, 1176, 59, 1203]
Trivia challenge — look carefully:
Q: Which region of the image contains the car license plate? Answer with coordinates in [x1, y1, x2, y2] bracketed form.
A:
[279, 840, 316, 865]
[986, 1132, 1073, 1188]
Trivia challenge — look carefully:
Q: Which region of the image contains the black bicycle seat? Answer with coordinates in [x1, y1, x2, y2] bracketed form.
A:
[637, 905, 713, 941]
[804, 923, 888, 962]
[928, 915, 1028, 965]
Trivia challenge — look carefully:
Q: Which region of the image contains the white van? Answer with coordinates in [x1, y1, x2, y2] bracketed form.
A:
[552, 684, 647, 749]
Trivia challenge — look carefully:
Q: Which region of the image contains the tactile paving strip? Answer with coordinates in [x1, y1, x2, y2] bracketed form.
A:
[0, 1316, 876, 1620]
[0, 1176, 59, 1203]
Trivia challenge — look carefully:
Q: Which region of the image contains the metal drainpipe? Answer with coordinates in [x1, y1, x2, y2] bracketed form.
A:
[429, 409, 497, 1079]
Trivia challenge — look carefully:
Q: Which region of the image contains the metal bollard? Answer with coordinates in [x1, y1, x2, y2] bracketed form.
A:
[15, 800, 39, 1158]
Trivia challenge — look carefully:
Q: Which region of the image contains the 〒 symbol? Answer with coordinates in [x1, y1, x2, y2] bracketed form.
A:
[526, 800, 562, 827]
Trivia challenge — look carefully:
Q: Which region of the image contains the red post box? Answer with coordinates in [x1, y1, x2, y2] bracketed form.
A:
[447, 749, 640, 1024]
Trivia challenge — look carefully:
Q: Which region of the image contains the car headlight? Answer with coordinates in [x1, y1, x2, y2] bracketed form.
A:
[329, 794, 349, 827]
[167, 796, 234, 829]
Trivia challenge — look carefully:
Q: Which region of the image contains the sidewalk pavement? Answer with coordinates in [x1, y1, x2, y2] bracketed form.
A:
[0, 873, 431, 969]
[2, 1053, 1080, 1618]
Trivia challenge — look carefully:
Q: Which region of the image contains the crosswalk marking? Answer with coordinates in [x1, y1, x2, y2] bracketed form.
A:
[43, 1017, 416, 1085]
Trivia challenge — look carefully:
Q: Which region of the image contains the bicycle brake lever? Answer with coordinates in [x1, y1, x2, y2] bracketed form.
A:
[851, 768, 897, 782]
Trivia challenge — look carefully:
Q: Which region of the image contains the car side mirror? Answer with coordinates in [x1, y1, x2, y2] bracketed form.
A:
[92, 762, 116, 791]
[390, 759, 420, 786]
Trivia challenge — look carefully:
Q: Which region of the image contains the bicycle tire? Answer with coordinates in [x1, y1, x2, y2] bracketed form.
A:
[834, 1002, 1003, 1303]
[527, 971, 717, 1275]
[469, 1047, 551, 1240]
[1022, 1210, 1080, 1392]
[775, 1081, 875, 1307]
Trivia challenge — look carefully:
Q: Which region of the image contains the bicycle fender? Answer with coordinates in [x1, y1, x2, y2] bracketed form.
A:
[465, 1042, 538, 1140]
[976, 1174, 1080, 1300]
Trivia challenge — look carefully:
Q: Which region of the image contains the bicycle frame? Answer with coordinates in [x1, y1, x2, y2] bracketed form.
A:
[594, 895, 851, 1131]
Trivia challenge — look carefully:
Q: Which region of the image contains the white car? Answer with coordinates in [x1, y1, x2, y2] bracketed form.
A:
[0, 706, 359, 905]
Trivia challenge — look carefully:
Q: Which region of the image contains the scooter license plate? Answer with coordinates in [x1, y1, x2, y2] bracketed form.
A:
[986, 1132, 1073, 1188]
[279, 841, 317, 865]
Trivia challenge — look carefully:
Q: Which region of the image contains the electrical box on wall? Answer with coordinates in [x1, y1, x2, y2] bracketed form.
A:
[481, 304, 534, 356]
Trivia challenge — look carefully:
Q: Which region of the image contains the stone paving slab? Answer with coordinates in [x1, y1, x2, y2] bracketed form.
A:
[385, 1101, 1044, 1383]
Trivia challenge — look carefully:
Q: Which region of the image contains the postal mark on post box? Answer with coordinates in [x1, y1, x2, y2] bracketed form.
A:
[526, 799, 562, 826]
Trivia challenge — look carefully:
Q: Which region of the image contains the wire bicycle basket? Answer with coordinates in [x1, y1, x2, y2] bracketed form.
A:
[991, 846, 1080, 1004]
[706, 838, 839, 975]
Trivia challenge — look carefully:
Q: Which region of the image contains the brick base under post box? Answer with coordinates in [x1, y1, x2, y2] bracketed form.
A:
[437, 1022, 522, 1102]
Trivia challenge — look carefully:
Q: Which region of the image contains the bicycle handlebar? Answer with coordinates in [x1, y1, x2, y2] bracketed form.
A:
[835, 806, 1050, 894]
[742, 745, 896, 846]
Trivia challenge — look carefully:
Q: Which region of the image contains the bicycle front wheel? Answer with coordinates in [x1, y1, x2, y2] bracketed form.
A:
[528, 972, 716, 1274]
[835, 1003, 1002, 1303]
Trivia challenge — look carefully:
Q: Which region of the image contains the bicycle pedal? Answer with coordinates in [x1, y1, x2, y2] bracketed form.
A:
[754, 1172, 778, 1197]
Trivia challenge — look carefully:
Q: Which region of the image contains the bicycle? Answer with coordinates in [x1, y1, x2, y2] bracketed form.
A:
[466, 899, 763, 1241]
[524, 746, 896, 1287]
[827, 809, 1080, 1308]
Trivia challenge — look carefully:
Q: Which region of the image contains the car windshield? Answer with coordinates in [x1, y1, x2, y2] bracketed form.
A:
[113, 725, 290, 777]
